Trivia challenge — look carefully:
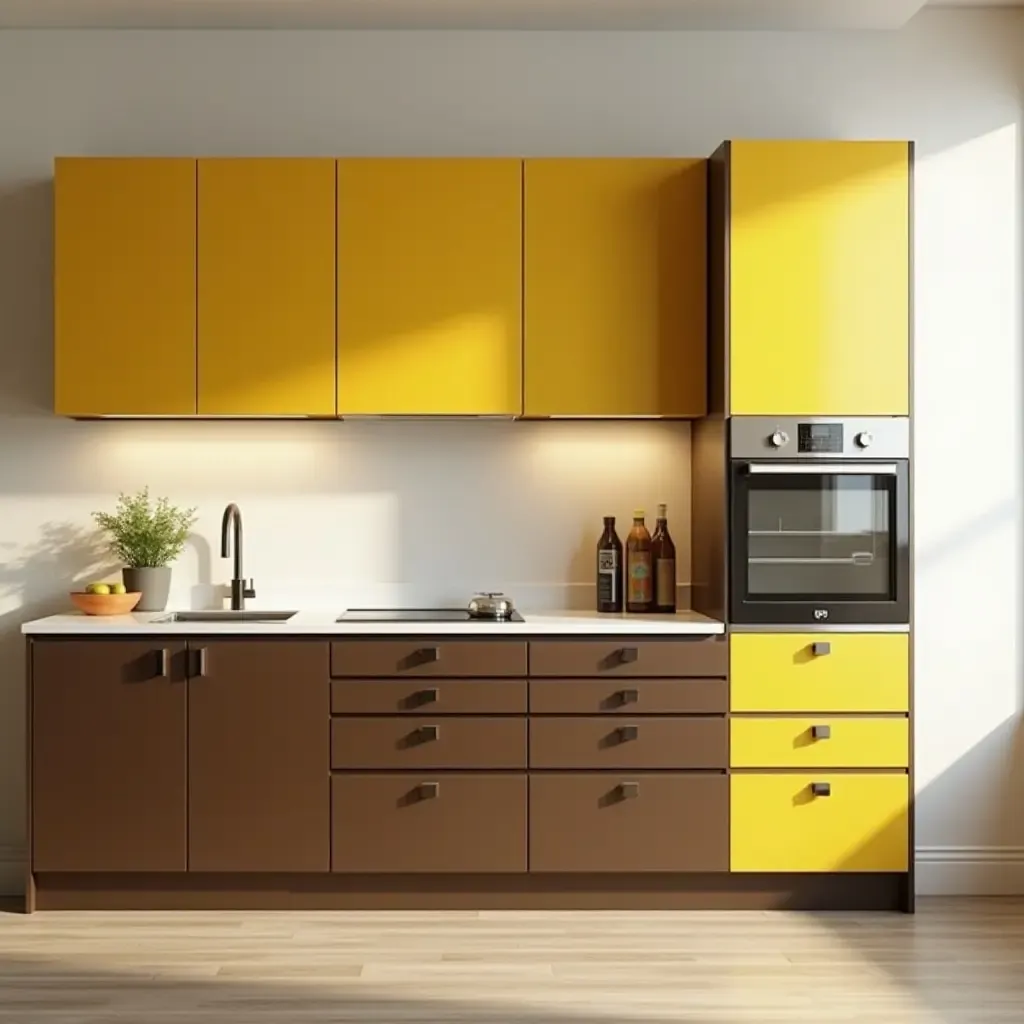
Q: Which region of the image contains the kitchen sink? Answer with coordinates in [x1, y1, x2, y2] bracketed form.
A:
[155, 610, 298, 623]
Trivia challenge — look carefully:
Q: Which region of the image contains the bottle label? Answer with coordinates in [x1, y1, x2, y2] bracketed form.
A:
[656, 559, 675, 609]
[627, 552, 652, 605]
[598, 550, 619, 603]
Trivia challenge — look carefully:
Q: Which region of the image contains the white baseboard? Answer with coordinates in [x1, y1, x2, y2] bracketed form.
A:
[916, 846, 1024, 896]
[0, 845, 25, 897]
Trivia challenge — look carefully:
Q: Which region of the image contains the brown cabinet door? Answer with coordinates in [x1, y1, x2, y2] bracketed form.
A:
[530, 773, 728, 872]
[188, 641, 330, 872]
[530, 717, 728, 769]
[530, 679, 727, 715]
[331, 679, 527, 715]
[331, 716, 526, 770]
[332, 773, 527, 873]
[331, 640, 527, 678]
[529, 639, 727, 678]
[31, 640, 187, 872]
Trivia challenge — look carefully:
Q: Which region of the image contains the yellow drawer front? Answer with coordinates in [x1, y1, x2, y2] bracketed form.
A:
[730, 633, 909, 713]
[731, 773, 909, 872]
[730, 718, 909, 769]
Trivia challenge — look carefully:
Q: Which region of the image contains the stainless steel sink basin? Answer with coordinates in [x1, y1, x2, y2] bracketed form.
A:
[155, 610, 298, 623]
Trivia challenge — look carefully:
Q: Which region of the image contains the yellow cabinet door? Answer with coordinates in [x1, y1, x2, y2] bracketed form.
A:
[729, 140, 910, 415]
[731, 773, 909, 872]
[337, 159, 522, 416]
[55, 158, 197, 416]
[524, 159, 707, 417]
[730, 632, 909, 713]
[730, 717, 909, 769]
[198, 159, 336, 416]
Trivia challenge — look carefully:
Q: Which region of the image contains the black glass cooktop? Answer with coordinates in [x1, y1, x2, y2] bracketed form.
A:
[338, 608, 524, 623]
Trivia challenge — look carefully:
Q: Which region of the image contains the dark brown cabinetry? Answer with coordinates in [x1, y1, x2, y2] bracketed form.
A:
[188, 641, 330, 872]
[31, 640, 188, 872]
[530, 639, 727, 677]
[331, 640, 527, 677]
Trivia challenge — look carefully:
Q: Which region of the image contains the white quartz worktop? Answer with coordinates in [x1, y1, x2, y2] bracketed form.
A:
[21, 609, 724, 636]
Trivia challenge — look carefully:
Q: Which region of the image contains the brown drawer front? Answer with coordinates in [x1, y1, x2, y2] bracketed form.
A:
[530, 717, 727, 769]
[530, 639, 727, 678]
[530, 773, 728, 872]
[331, 641, 527, 678]
[530, 679, 727, 715]
[331, 679, 527, 716]
[331, 717, 526, 770]
[332, 773, 527, 873]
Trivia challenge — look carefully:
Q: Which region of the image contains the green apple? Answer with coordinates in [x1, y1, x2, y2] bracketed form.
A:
[84, 582, 102, 594]
[110, 583, 127, 595]
[90, 583, 111, 596]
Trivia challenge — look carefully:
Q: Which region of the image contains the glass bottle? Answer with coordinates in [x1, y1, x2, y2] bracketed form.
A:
[596, 516, 623, 613]
[625, 509, 653, 613]
[651, 503, 677, 613]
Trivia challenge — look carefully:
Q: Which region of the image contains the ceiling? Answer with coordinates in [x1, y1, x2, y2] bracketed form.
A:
[0, 0, 1018, 31]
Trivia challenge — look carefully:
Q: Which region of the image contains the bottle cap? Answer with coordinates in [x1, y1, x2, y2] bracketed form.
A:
[657, 503, 667, 517]
[603, 515, 615, 523]
[633, 509, 645, 520]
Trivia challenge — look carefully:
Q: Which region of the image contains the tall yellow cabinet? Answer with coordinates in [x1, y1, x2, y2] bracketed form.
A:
[723, 140, 910, 415]
[337, 159, 523, 416]
[54, 158, 197, 416]
[524, 159, 707, 417]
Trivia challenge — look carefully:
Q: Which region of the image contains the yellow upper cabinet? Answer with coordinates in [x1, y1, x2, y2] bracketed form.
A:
[337, 159, 522, 416]
[524, 159, 707, 418]
[727, 140, 910, 416]
[197, 159, 336, 416]
[54, 158, 197, 416]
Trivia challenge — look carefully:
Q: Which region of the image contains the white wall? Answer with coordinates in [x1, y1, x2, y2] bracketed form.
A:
[0, 9, 1022, 895]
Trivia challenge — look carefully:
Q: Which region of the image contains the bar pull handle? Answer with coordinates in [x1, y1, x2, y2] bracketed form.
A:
[617, 688, 640, 706]
[617, 724, 639, 742]
[419, 782, 440, 800]
[418, 724, 440, 742]
[418, 687, 440, 704]
[420, 647, 441, 663]
[195, 647, 208, 678]
[156, 648, 170, 679]
[618, 781, 640, 800]
[811, 725, 832, 740]
[618, 647, 639, 664]
[811, 782, 832, 797]
[811, 641, 832, 656]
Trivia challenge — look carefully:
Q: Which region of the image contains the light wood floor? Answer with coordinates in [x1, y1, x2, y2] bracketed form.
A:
[1, 899, 1023, 1022]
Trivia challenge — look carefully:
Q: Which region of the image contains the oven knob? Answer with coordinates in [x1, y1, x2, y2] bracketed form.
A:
[855, 431, 874, 449]
[768, 430, 789, 449]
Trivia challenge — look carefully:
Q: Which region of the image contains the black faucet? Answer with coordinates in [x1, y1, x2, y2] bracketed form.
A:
[221, 503, 256, 611]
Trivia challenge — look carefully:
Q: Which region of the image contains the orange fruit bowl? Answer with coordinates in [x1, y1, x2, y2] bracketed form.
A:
[70, 591, 143, 616]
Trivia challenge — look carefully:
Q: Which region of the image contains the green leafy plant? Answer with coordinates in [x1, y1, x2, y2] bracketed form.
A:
[92, 488, 198, 568]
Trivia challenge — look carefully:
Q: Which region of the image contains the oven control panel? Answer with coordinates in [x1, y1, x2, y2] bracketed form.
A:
[729, 417, 910, 461]
[797, 422, 843, 453]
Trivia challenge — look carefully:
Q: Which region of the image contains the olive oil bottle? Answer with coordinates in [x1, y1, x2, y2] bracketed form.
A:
[625, 510, 653, 613]
[651, 503, 677, 613]
[596, 516, 623, 613]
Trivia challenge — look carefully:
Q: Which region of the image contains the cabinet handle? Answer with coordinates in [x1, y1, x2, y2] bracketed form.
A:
[617, 724, 639, 742]
[418, 724, 440, 742]
[811, 782, 832, 797]
[419, 647, 441, 663]
[156, 648, 170, 679]
[811, 725, 832, 740]
[618, 781, 640, 800]
[417, 687, 440, 704]
[811, 641, 831, 656]
[419, 781, 440, 800]
[195, 647, 208, 678]
[617, 688, 639, 706]
[618, 647, 639, 664]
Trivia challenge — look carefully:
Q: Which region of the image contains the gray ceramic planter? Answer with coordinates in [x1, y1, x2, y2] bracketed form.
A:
[122, 566, 172, 612]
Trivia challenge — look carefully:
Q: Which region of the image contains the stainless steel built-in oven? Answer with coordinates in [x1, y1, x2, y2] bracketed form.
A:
[729, 417, 910, 627]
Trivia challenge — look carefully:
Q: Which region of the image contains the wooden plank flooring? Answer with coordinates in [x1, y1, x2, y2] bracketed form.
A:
[1, 899, 1023, 1022]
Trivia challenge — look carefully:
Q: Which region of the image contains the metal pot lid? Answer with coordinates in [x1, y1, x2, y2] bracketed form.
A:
[468, 592, 515, 618]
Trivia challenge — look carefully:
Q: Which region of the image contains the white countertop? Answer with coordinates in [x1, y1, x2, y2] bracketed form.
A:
[21, 608, 724, 636]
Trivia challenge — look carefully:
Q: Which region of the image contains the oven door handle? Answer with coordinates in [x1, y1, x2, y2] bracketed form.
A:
[745, 463, 899, 476]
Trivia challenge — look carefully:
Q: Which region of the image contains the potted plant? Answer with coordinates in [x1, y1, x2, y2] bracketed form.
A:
[93, 488, 198, 612]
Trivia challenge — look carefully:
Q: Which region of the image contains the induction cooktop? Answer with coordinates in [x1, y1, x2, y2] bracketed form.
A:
[337, 608, 525, 623]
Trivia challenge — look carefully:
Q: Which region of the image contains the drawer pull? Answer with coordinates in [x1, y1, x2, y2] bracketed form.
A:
[418, 781, 440, 800]
[420, 647, 441, 663]
[617, 724, 640, 742]
[417, 687, 440, 704]
[811, 641, 832, 656]
[811, 725, 832, 740]
[618, 781, 640, 800]
[811, 782, 832, 797]
[617, 688, 640, 706]
[418, 724, 440, 742]
[618, 647, 639, 664]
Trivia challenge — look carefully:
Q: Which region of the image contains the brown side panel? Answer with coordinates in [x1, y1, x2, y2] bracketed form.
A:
[530, 678, 726, 715]
[530, 773, 729, 872]
[332, 773, 527, 873]
[530, 717, 728, 769]
[331, 640, 527, 678]
[189, 641, 330, 872]
[331, 679, 527, 715]
[529, 639, 727, 678]
[690, 415, 728, 621]
[331, 716, 527, 770]
[31, 640, 188, 872]
[707, 140, 729, 416]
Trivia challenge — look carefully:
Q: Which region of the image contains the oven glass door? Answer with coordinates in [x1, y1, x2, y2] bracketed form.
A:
[731, 461, 909, 625]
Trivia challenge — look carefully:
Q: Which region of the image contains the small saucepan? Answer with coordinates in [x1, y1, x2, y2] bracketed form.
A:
[467, 592, 516, 620]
